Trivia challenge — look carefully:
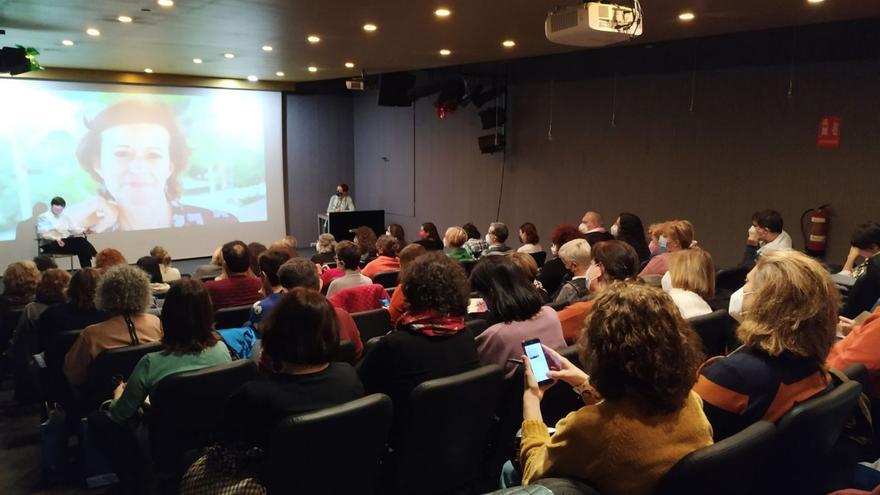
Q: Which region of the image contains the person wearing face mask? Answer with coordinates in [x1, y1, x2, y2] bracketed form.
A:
[740, 209, 792, 270]
[481, 222, 513, 257]
[552, 239, 592, 305]
[694, 250, 838, 441]
[578, 211, 614, 247]
[661, 248, 715, 319]
[36, 196, 98, 267]
[647, 223, 668, 258]
[556, 240, 640, 344]
[612, 213, 651, 265]
[412, 222, 444, 251]
[327, 183, 355, 213]
[537, 224, 587, 298]
[639, 220, 694, 277]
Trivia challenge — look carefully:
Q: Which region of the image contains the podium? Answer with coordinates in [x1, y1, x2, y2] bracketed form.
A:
[318, 210, 385, 241]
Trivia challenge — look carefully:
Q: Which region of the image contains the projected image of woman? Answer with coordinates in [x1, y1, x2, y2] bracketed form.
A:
[69, 100, 237, 232]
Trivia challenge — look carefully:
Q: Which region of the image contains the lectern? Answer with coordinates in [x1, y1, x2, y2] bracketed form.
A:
[318, 210, 385, 241]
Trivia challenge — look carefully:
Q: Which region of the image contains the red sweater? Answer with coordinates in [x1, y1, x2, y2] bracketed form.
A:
[206, 273, 263, 310]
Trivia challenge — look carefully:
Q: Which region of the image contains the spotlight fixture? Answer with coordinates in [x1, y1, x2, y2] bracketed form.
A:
[62, 40, 74, 46]
[807, 0, 825, 3]
[192, 58, 203, 64]
[678, 12, 695, 21]
[86, 28, 100, 36]
[307, 35, 321, 43]
[345, 62, 355, 68]
[157, 0, 174, 7]
[276, 71, 285, 77]
[434, 8, 451, 17]
[247, 75, 259, 82]
[363, 23, 377, 32]
[439, 49, 451, 56]
[502, 40, 516, 48]
[224, 52, 235, 59]
[118, 15, 133, 23]
[262, 45, 273, 51]
[144, 68, 153, 73]
[308, 66, 318, 73]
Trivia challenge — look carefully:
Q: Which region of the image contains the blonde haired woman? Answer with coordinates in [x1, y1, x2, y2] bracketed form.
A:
[640, 220, 694, 277]
[662, 247, 715, 319]
[694, 250, 838, 440]
[150, 245, 181, 282]
[444, 226, 472, 263]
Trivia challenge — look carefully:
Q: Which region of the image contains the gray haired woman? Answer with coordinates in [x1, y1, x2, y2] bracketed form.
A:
[63, 264, 164, 386]
[311, 233, 338, 265]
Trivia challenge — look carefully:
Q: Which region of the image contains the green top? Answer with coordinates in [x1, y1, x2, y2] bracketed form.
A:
[446, 247, 473, 263]
[109, 342, 232, 422]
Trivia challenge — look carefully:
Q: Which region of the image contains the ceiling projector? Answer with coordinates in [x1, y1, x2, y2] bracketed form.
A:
[545, 1, 643, 47]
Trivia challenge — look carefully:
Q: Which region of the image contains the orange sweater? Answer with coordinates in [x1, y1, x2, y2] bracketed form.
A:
[828, 308, 880, 398]
[557, 300, 594, 344]
[361, 256, 400, 279]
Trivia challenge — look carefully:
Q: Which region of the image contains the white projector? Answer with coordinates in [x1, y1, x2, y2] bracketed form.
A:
[545, 2, 643, 47]
[346, 79, 365, 90]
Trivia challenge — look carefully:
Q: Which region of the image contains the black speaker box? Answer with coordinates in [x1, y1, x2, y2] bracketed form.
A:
[377, 72, 417, 107]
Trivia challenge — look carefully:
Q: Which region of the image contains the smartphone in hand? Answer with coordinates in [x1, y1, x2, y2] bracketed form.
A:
[522, 338, 554, 386]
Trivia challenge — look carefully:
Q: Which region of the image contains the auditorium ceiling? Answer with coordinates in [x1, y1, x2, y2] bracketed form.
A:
[2, 0, 879, 82]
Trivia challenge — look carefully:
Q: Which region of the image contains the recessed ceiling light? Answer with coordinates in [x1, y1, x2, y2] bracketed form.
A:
[439, 49, 451, 56]
[363, 23, 377, 32]
[62, 39, 74, 46]
[86, 28, 100, 36]
[247, 75, 259, 82]
[157, 0, 174, 7]
[344, 62, 355, 69]
[262, 45, 273, 51]
[807, 0, 824, 3]
[502, 40, 516, 48]
[224, 52, 235, 59]
[434, 8, 451, 17]
[678, 12, 695, 21]
[144, 68, 153, 73]
[118, 15, 133, 23]
[307, 35, 321, 43]
[276, 71, 285, 77]
[193, 58, 203, 64]
[308, 66, 318, 73]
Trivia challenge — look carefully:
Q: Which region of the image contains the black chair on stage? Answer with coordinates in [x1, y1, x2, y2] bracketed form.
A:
[529, 251, 547, 268]
[687, 310, 735, 358]
[86, 341, 163, 410]
[334, 339, 357, 365]
[214, 305, 252, 329]
[655, 420, 776, 495]
[266, 393, 393, 495]
[351, 308, 392, 345]
[372, 270, 400, 289]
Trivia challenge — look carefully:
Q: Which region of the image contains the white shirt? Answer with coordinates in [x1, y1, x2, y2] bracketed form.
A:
[36, 210, 84, 242]
[757, 230, 793, 256]
[667, 288, 713, 319]
[159, 265, 182, 282]
[517, 243, 543, 254]
[327, 194, 355, 213]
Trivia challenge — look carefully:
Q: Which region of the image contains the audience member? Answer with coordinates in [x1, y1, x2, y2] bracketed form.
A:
[32, 255, 58, 272]
[694, 250, 837, 440]
[353, 226, 379, 262]
[639, 220, 694, 277]
[386, 223, 407, 246]
[463, 222, 487, 258]
[362, 235, 401, 278]
[741, 209, 792, 269]
[136, 256, 171, 296]
[517, 222, 543, 254]
[37, 268, 107, 345]
[64, 265, 163, 386]
[150, 245, 181, 282]
[413, 222, 443, 251]
[92, 279, 232, 492]
[579, 211, 614, 246]
[613, 212, 651, 264]
[194, 246, 224, 280]
[388, 244, 427, 324]
[247, 242, 268, 277]
[311, 233, 337, 265]
[95, 248, 127, 273]
[326, 241, 372, 297]
[647, 223, 667, 258]
[443, 226, 473, 263]
[553, 239, 592, 305]
[662, 248, 715, 319]
[840, 222, 880, 319]
[557, 240, 639, 343]
[511, 252, 550, 303]
[511, 282, 711, 493]
[359, 253, 479, 420]
[269, 235, 299, 257]
[482, 222, 513, 257]
[536, 224, 585, 297]
[1, 260, 40, 308]
[247, 249, 293, 328]
[277, 258, 363, 359]
[205, 241, 263, 310]
[828, 307, 880, 398]
[470, 256, 565, 377]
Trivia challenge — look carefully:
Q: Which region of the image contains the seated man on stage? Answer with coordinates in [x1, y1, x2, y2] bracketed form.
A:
[36, 196, 98, 267]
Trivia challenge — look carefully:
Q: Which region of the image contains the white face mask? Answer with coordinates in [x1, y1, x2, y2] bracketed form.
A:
[551, 244, 558, 256]
[610, 224, 619, 238]
[748, 225, 757, 237]
[585, 262, 599, 292]
[661, 271, 673, 292]
[729, 286, 748, 322]
[485, 234, 493, 244]
[578, 223, 590, 234]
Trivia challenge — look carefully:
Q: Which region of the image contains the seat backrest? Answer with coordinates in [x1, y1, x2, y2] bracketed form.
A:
[372, 270, 399, 288]
[546, 300, 570, 311]
[655, 420, 776, 495]
[841, 363, 869, 390]
[44, 329, 83, 403]
[687, 309, 734, 358]
[266, 393, 393, 495]
[540, 345, 586, 425]
[88, 341, 163, 407]
[351, 308, 392, 344]
[465, 318, 489, 338]
[392, 364, 505, 495]
[529, 251, 547, 268]
[460, 259, 476, 275]
[334, 339, 356, 365]
[213, 304, 253, 329]
[149, 360, 259, 474]
[757, 381, 862, 493]
[716, 266, 749, 294]
[0, 306, 26, 346]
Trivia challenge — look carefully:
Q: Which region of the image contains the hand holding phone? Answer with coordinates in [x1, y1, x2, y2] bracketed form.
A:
[522, 338, 554, 386]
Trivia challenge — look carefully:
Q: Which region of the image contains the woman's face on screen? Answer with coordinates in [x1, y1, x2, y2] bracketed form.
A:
[95, 123, 173, 206]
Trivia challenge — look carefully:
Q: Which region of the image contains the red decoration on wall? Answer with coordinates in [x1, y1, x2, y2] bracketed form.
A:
[817, 116, 841, 148]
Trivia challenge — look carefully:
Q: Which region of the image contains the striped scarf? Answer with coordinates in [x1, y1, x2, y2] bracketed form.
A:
[398, 309, 465, 337]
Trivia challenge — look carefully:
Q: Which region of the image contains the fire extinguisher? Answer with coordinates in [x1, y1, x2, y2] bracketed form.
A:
[800, 204, 831, 258]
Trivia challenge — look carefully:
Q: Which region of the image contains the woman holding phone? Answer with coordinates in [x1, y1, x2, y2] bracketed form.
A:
[506, 282, 713, 495]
